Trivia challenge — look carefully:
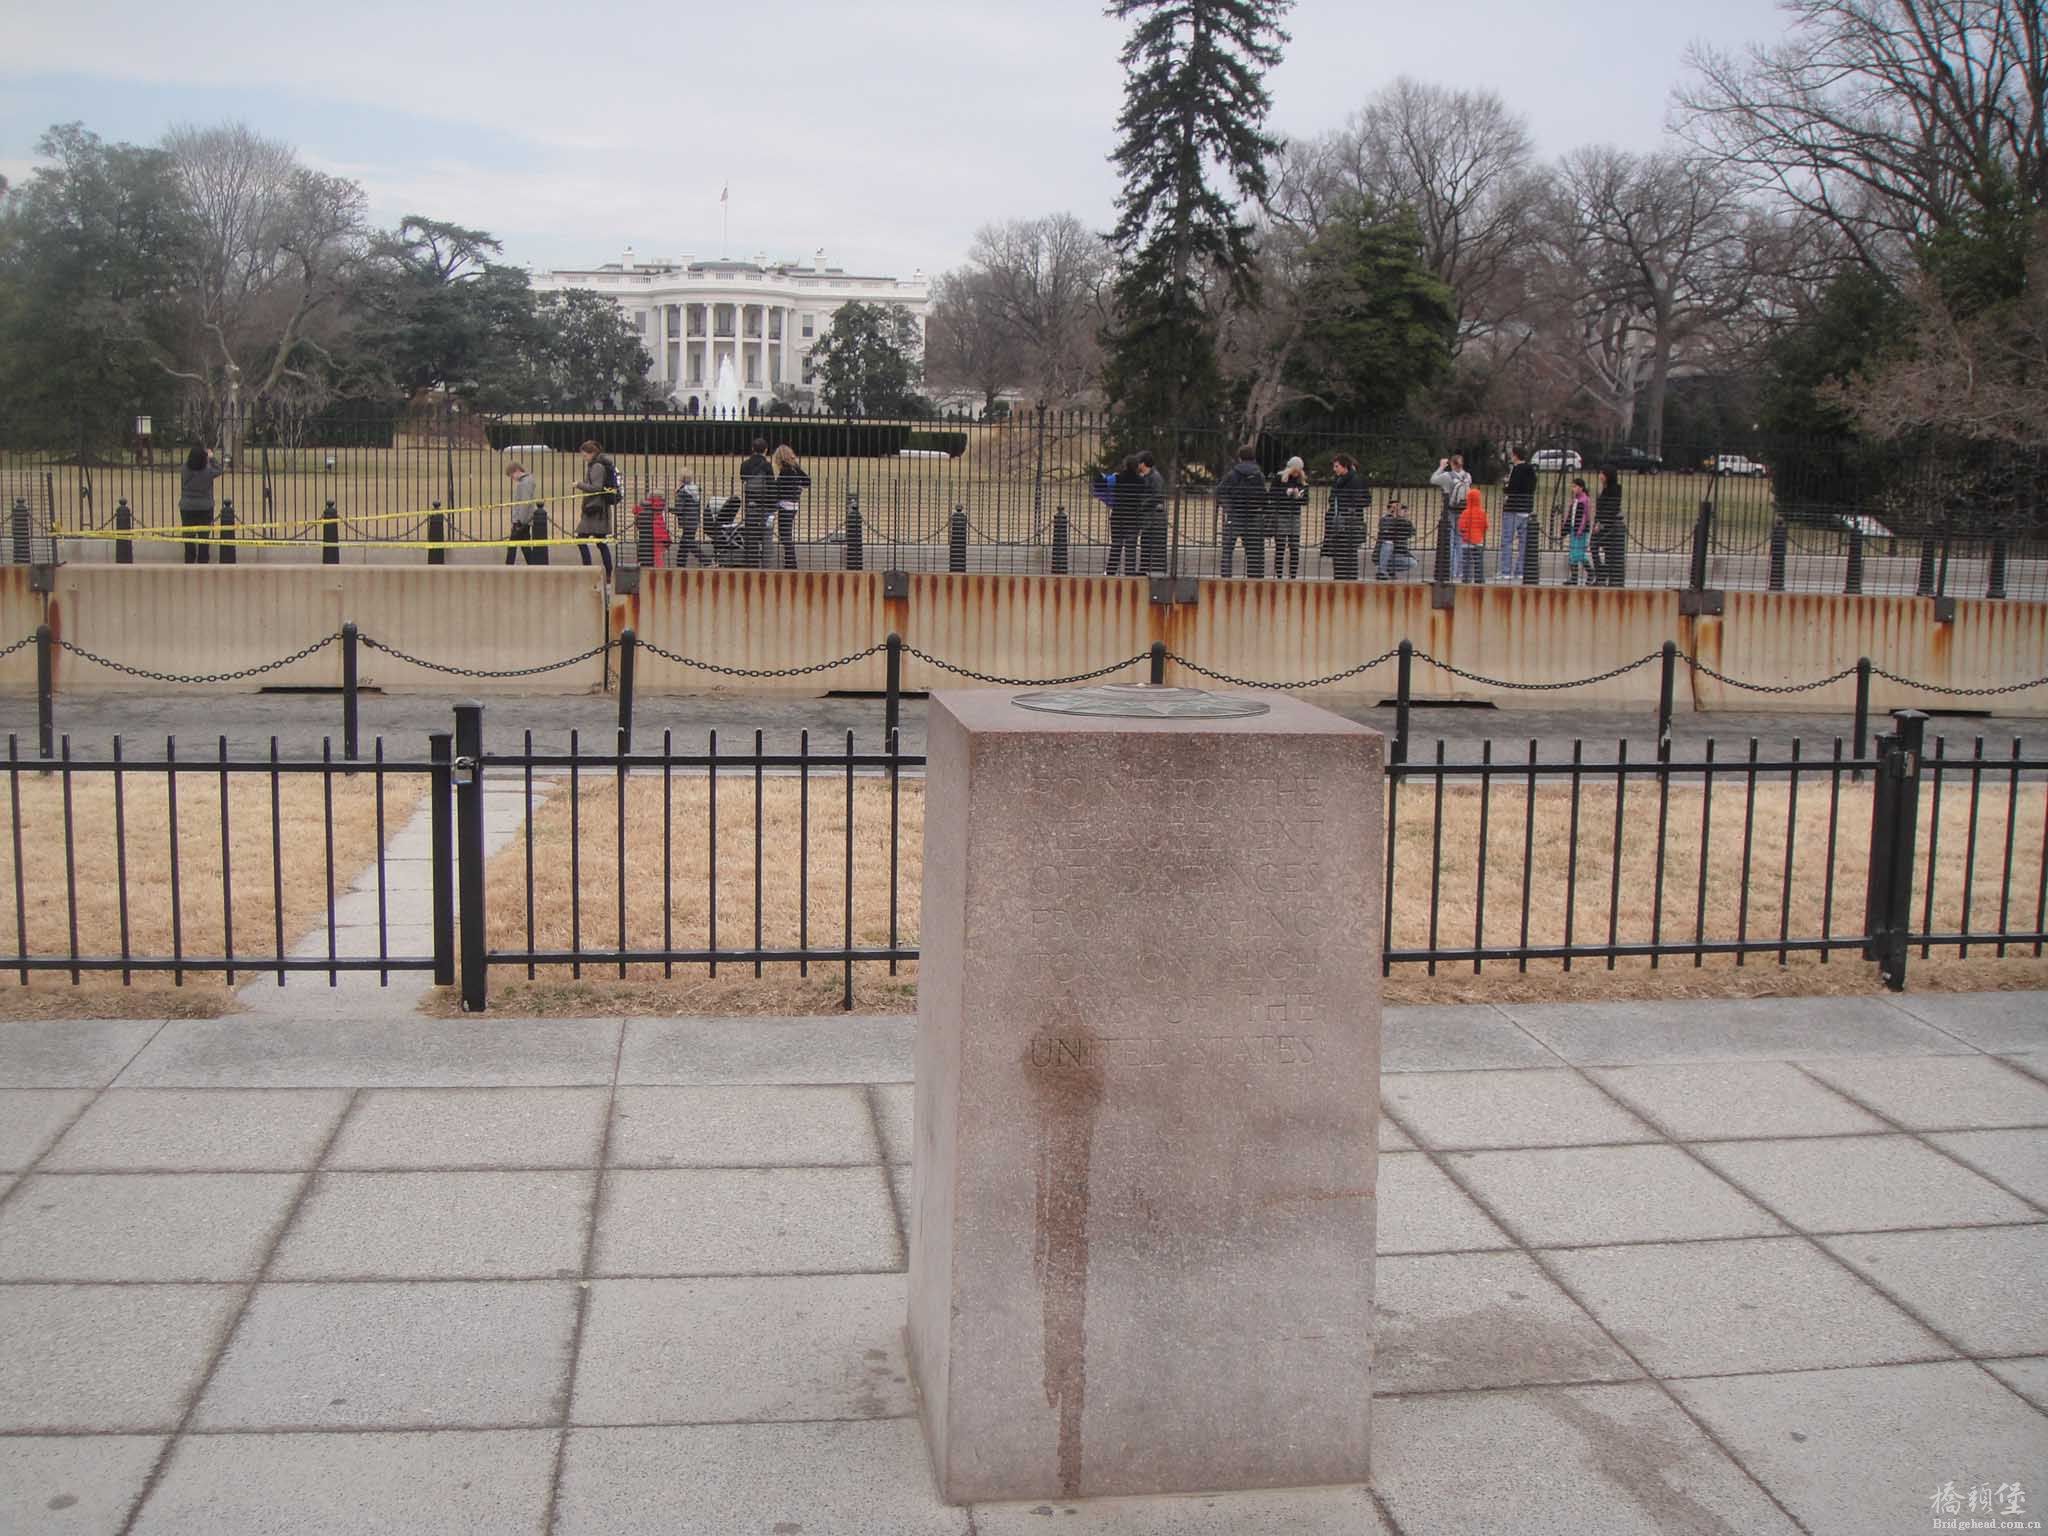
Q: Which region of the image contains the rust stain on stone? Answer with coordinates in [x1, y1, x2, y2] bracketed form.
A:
[1026, 1024, 1105, 1498]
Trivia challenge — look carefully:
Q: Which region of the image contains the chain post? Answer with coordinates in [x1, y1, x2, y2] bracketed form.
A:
[35, 624, 53, 760]
[1915, 534, 1936, 596]
[341, 622, 359, 762]
[218, 500, 237, 564]
[114, 499, 134, 565]
[1520, 507, 1540, 586]
[1149, 641, 1167, 686]
[884, 632, 903, 747]
[1688, 500, 1714, 592]
[1767, 515, 1788, 591]
[9, 500, 29, 565]
[617, 628, 637, 754]
[1394, 639, 1412, 765]
[1657, 640, 1677, 764]
[1845, 523, 1864, 595]
[1852, 657, 1872, 783]
[1877, 710, 1927, 991]
[454, 703, 486, 1012]
[429, 731, 455, 987]
[1987, 533, 2008, 599]
[1433, 505, 1454, 587]
[427, 503, 446, 566]
[948, 506, 968, 573]
[322, 500, 340, 566]
[1051, 507, 1070, 575]
[844, 490, 863, 571]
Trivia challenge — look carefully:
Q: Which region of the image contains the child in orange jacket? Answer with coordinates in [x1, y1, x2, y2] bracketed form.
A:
[1458, 487, 1489, 582]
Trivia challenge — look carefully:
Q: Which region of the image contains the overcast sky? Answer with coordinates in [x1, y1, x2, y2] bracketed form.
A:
[4, 0, 1796, 279]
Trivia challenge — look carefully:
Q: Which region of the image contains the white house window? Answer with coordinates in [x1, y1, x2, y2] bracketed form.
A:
[768, 310, 783, 341]
[801, 313, 815, 339]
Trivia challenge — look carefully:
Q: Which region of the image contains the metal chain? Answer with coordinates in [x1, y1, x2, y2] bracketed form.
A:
[0, 633, 36, 661]
[1410, 649, 1663, 692]
[635, 637, 888, 679]
[54, 632, 339, 685]
[360, 635, 608, 678]
[904, 645, 1151, 688]
[1166, 646, 1402, 691]
[1680, 656, 1862, 695]
[1869, 665, 2048, 697]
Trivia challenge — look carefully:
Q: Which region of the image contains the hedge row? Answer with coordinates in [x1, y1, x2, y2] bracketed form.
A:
[484, 419, 967, 459]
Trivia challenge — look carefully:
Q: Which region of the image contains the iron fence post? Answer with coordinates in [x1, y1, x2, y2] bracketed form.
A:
[1768, 515, 1787, 591]
[617, 628, 637, 754]
[1394, 639, 1412, 766]
[1521, 510, 1540, 586]
[322, 500, 340, 566]
[430, 731, 455, 987]
[9, 500, 29, 564]
[948, 506, 968, 573]
[35, 624, 53, 760]
[1845, 523, 1864, 594]
[1051, 508, 1070, 575]
[1688, 500, 1714, 592]
[427, 504, 446, 566]
[845, 491, 863, 571]
[218, 500, 236, 564]
[1879, 710, 1927, 991]
[114, 499, 133, 565]
[1915, 534, 1936, 596]
[1657, 641, 1677, 764]
[1987, 533, 2008, 599]
[1852, 657, 1872, 783]
[1433, 506, 1454, 587]
[1862, 725, 1899, 963]
[1149, 641, 1167, 686]
[341, 622, 359, 761]
[884, 632, 903, 748]
[454, 702, 486, 1012]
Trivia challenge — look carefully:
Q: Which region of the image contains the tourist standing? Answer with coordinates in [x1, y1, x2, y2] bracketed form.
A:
[1429, 454, 1472, 577]
[672, 472, 709, 567]
[504, 461, 548, 565]
[1593, 467, 1627, 587]
[1105, 456, 1142, 575]
[1215, 445, 1267, 579]
[772, 444, 810, 570]
[1458, 486, 1489, 583]
[575, 439, 618, 577]
[1270, 457, 1308, 579]
[178, 446, 225, 565]
[739, 437, 775, 568]
[1563, 477, 1593, 585]
[1501, 446, 1536, 580]
[1326, 453, 1371, 581]
[1135, 450, 1169, 574]
[1375, 500, 1417, 580]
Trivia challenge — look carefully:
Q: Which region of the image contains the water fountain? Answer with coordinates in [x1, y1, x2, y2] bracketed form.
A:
[710, 355, 742, 417]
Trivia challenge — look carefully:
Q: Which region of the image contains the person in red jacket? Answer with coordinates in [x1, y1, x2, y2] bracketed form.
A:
[1458, 486, 1489, 583]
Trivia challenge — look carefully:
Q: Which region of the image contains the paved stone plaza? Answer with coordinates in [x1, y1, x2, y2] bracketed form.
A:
[0, 993, 2043, 1534]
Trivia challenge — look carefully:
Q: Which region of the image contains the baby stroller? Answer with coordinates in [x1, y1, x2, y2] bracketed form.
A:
[708, 495, 747, 567]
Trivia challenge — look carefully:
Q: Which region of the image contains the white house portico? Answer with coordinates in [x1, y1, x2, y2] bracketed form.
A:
[529, 247, 931, 411]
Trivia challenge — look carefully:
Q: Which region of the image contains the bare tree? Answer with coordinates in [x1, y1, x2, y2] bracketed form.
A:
[1677, 0, 2048, 273]
[963, 214, 1114, 405]
[1528, 148, 1768, 453]
[1335, 79, 1541, 354]
[925, 269, 1027, 414]
[161, 121, 366, 432]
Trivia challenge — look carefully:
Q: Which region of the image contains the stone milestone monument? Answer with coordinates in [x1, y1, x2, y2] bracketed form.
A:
[907, 684, 1384, 1504]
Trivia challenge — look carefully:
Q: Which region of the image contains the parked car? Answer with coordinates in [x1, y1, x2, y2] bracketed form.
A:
[1706, 454, 1768, 477]
[1603, 446, 1664, 475]
[1531, 448, 1582, 471]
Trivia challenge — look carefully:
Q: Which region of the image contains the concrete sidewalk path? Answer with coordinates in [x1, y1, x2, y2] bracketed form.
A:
[0, 991, 2042, 1533]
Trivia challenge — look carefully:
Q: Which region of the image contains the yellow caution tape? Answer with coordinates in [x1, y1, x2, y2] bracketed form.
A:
[51, 526, 613, 551]
[55, 488, 623, 536]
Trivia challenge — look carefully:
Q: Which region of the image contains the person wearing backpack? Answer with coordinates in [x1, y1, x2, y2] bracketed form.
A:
[1429, 453, 1473, 578]
[672, 472, 710, 568]
[504, 460, 548, 566]
[1563, 477, 1594, 585]
[739, 437, 775, 568]
[1214, 445, 1267, 579]
[575, 439, 619, 577]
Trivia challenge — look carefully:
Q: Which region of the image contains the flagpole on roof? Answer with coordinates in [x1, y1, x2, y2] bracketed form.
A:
[720, 183, 729, 259]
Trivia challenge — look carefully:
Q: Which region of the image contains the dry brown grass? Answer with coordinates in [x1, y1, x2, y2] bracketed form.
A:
[0, 769, 424, 1017]
[452, 771, 2047, 1017]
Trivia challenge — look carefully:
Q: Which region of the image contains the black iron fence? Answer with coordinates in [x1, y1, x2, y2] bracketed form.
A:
[6, 406, 2045, 599]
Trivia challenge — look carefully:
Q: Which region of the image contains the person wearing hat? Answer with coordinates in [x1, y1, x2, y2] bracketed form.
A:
[1269, 456, 1309, 579]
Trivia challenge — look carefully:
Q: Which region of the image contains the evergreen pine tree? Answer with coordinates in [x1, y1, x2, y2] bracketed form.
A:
[1100, 0, 1291, 463]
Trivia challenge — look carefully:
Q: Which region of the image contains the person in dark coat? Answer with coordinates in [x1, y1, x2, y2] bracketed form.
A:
[771, 444, 810, 570]
[1325, 453, 1371, 580]
[1500, 445, 1537, 580]
[1104, 455, 1142, 575]
[1269, 457, 1308, 579]
[1374, 500, 1417, 579]
[1134, 450, 1168, 575]
[575, 439, 618, 577]
[672, 472, 709, 567]
[1215, 445, 1267, 579]
[1593, 467, 1627, 587]
[178, 446, 225, 565]
[738, 436, 775, 568]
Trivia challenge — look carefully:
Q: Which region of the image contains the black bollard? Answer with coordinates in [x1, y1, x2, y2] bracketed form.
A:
[1988, 534, 2008, 600]
[218, 500, 237, 564]
[114, 499, 134, 565]
[1845, 523, 1864, 595]
[1434, 506, 1454, 587]
[1149, 641, 1167, 685]
[321, 500, 340, 566]
[341, 622, 360, 762]
[1768, 516, 1788, 591]
[1688, 500, 1714, 592]
[1656, 641, 1677, 764]
[884, 632, 903, 748]
[35, 624, 53, 760]
[948, 507, 968, 573]
[1915, 535, 1936, 596]
[1051, 508, 1070, 575]
[1394, 639, 1412, 766]
[845, 492, 863, 572]
[1521, 512, 1541, 586]
[427, 504, 446, 567]
[11, 499, 32, 565]
[616, 628, 637, 754]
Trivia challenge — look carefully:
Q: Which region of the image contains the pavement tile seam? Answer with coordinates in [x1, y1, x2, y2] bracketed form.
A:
[864, 1084, 908, 1260]
[538, 1008, 628, 1536]
[0, 1022, 172, 1218]
[2001, 1052, 2048, 1087]
[1381, 1093, 1816, 1536]
[113, 1083, 369, 1536]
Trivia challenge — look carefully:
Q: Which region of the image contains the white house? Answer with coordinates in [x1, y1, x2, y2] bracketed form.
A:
[529, 247, 931, 412]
